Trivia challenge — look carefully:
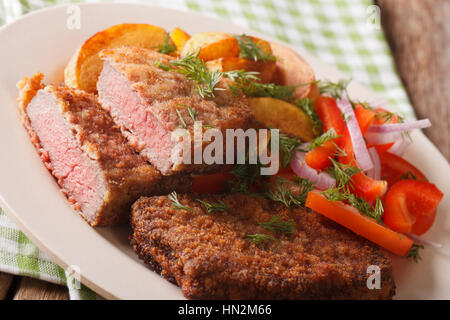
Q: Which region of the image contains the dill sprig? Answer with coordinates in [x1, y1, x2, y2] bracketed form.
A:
[158, 32, 176, 54]
[279, 133, 302, 167]
[374, 110, 405, 124]
[156, 51, 224, 98]
[196, 199, 229, 213]
[294, 97, 323, 135]
[259, 215, 295, 235]
[267, 177, 314, 208]
[327, 158, 361, 190]
[307, 128, 338, 150]
[226, 70, 298, 101]
[321, 187, 385, 223]
[175, 109, 187, 128]
[348, 195, 384, 223]
[186, 105, 197, 122]
[168, 191, 193, 212]
[228, 161, 266, 195]
[233, 34, 276, 62]
[178, 103, 198, 122]
[407, 244, 424, 263]
[318, 79, 351, 100]
[245, 233, 277, 249]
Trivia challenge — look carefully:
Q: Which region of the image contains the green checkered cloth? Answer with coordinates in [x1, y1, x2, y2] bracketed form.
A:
[0, 0, 414, 300]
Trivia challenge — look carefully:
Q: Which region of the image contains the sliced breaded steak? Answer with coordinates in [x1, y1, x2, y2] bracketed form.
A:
[17, 73, 191, 226]
[131, 193, 395, 299]
[97, 46, 253, 175]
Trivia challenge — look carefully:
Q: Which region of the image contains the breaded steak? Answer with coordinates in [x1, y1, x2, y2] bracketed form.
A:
[97, 46, 253, 175]
[131, 193, 395, 299]
[17, 73, 190, 226]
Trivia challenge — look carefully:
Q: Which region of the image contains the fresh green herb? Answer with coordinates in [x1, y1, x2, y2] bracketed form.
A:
[407, 244, 424, 263]
[374, 110, 405, 124]
[318, 79, 351, 100]
[156, 51, 224, 98]
[245, 233, 277, 249]
[348, 195, 384, 223]
[321, 185, 348, 202]
[267, 178, 300, 208]
[331, 142, 347, 157]
[168, 191, 193, 212]
[226, 70, 298, 101]
[321, 187, 385, 223]
[233, 34, 276, 62]
[196, 199, 229, 213]
[228, 161, 266, 195]
[267, 177, 314, 208]
[259, 215, 295, 235]
[307, 128, 338, 150]
[154, 61, 170, 71]
[224, 69, 261, 82]
[279, 133, 302, 167]
[327, 157, 361, 190]
[158, 32, 176, 54]
[294, 97, 323, 135]
[398, 171, 418, 181]
[178, 103, 198, 122]
[175, 109, 187, 128]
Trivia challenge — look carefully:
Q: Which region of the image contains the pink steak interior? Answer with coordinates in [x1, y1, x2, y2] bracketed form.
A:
[27, 90, 107, 223]
[98, 62, 174, 174]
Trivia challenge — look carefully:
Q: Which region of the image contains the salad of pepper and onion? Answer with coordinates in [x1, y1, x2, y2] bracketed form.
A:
[191, 74, 443, 262]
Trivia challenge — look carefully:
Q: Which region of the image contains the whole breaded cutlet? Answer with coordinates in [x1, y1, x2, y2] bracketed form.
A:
[131, 193, 395, 299]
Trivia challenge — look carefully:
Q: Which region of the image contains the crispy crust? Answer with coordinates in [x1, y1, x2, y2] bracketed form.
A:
[17, 74, 190, 226]
[131, 193, 395, 300]
[99, 46, 252, 133]
[98, 47, 254, 174]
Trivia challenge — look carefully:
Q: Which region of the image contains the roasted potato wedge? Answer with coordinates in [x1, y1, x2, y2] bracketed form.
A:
[249, 97, 315, 141]
[206, 57, 276, 83]
[181, 32, 239, 61]
[270, 42, 315, 100]
[170, 27, 190, 53]
[64, 23, 168, 93]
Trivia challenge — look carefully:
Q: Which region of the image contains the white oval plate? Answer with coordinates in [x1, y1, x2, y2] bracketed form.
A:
[0, 3, 449, 300]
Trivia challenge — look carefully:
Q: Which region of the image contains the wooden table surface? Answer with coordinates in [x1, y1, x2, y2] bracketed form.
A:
[0, 0, 449, 300]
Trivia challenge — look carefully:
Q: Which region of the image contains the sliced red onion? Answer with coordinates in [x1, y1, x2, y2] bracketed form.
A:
[367, 119, 431, 133]
[336, 99, 373, 171]
[367, 148, 381, 180]
[365, 131, 400, 146]
[389, 138, 410, 156]
[290, 151, 336, 190]
[406, 233, 443, 249]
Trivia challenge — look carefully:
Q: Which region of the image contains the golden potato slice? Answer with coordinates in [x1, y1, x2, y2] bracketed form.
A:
[270, 42, 315, 100]
[64, 23, 168, 93]
[206, 57, 276, 83]
[181, 32, 239, 61]
[249, 97, 315, 141]
[170, 27, 190, 53]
